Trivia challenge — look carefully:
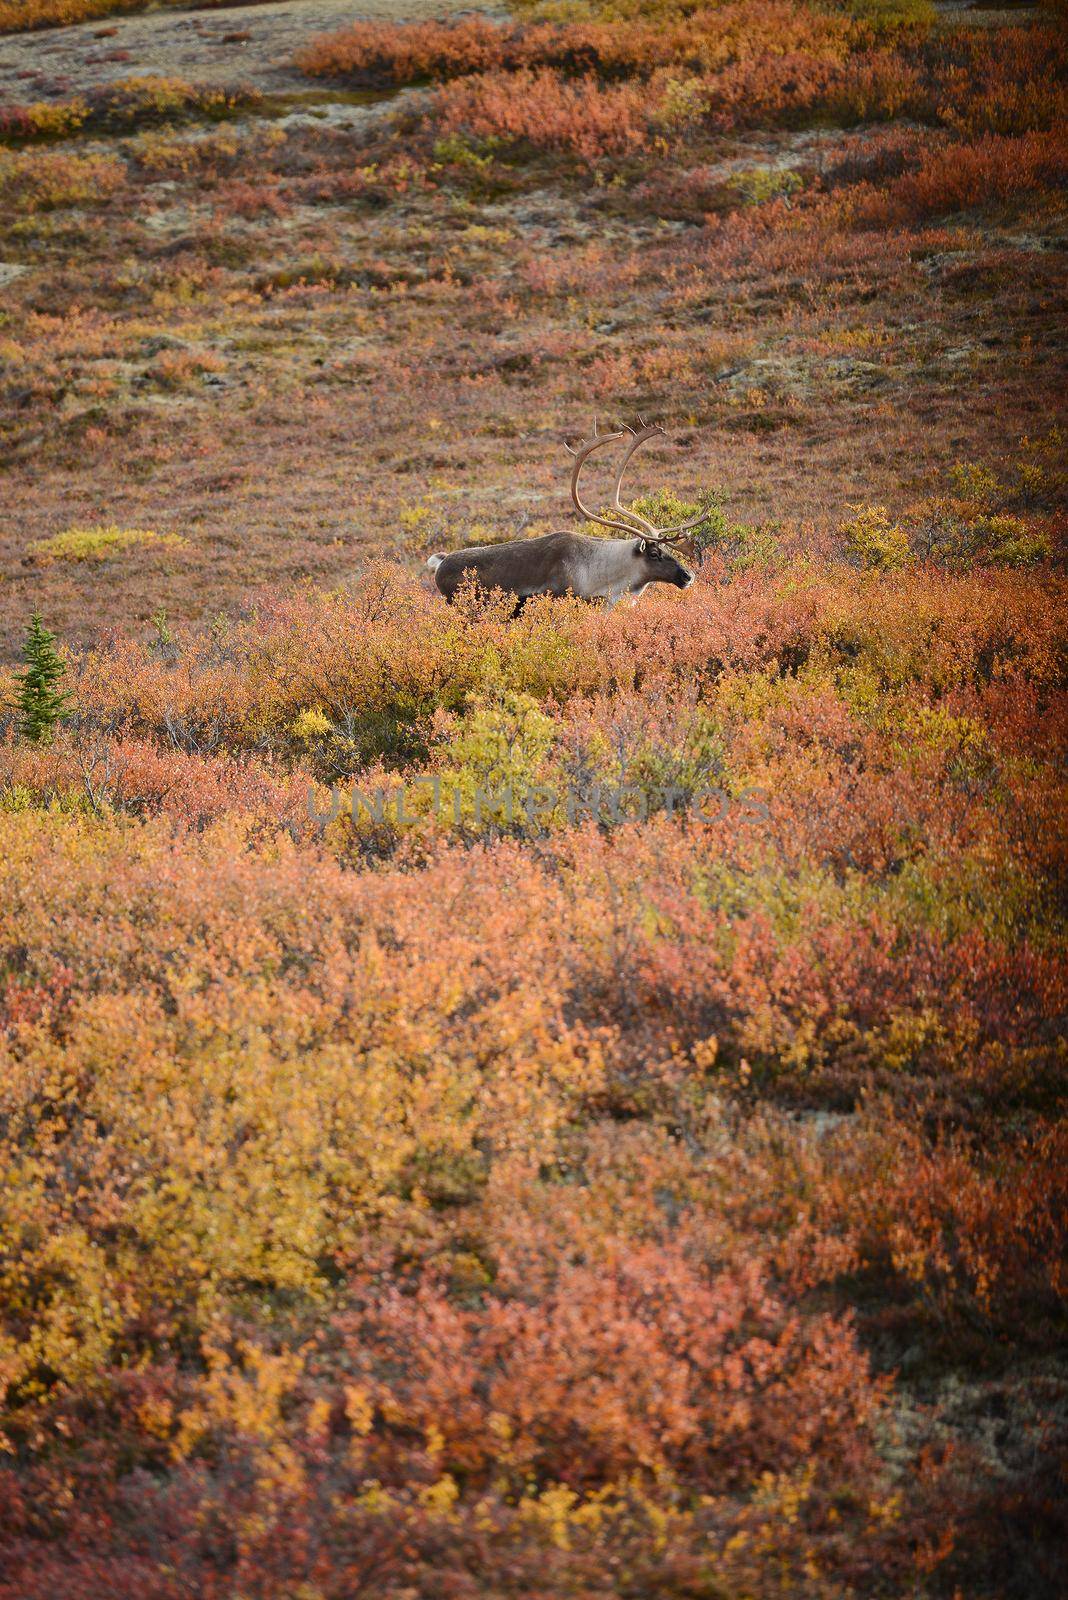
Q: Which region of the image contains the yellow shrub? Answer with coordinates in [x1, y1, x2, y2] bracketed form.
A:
[1, 98, 88, 139]
[951, 460, 1002, 509]
[431, 689, 559, 828]
[845, 0, 934, 37]
[31, 525, 185, 563]
[0, 148, 126, 212]
[969, 514, 1052, 566]
[290, 707, 334, 743]
[841, 504, 910, 570]
[652, 76, 712, 131]
[725, 165, 804, 205]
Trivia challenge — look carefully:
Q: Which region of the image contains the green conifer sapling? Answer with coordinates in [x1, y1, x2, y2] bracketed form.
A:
[15, 608, 70, 743]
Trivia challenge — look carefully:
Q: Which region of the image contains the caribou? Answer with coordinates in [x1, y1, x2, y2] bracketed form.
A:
[427, 423, 703, 611]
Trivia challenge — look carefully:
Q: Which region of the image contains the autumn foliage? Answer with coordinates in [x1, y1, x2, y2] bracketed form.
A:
[298, 8, 1068, 166]
[1, 0, 1066, 1592]
[1, 538, 1066, 1593]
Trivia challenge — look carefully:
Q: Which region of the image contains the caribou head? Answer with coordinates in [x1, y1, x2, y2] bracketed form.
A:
[564, 418, 704, 592]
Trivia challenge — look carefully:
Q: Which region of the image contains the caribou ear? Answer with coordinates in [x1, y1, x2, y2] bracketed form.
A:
[639, 539, 647, 553]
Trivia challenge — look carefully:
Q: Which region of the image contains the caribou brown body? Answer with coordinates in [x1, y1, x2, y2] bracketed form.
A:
[426, 422, 702, 610]
[427, 531, 692, 608]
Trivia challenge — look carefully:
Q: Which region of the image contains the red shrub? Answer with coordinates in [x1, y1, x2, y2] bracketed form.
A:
[819, 1115, 1068, 1331]
[297, 15, 509, 84]
[837, 128, 1068, 227]
[336, 1247, 881, 1491]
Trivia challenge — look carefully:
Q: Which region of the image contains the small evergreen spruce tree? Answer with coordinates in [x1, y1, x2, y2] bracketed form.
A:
[15, 608, 70, 743]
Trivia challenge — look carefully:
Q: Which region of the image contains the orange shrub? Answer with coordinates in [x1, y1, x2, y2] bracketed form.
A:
[0, 0, 255, 31]
[862, 1120, 1068, 1327]
[434, 68, 650, 166]
[297, 4, 862, 87]
[298, 15, 510, 84]
[0, 731, 312, 830]
[67, 563, 1068, 753]
[300, 13, 1063, 155]
[0, 547, 1064, 1590]
[0, 0, 136, 30]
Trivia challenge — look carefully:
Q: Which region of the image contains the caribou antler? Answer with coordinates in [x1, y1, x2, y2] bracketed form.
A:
[564, 425, 649, 538]
[565, 420, 706, 545]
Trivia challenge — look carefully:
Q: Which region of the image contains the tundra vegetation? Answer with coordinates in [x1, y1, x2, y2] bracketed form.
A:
[0, 0, 1066, 1595]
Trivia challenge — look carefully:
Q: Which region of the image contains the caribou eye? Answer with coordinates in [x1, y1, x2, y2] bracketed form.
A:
[648, 544, 661, 559]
